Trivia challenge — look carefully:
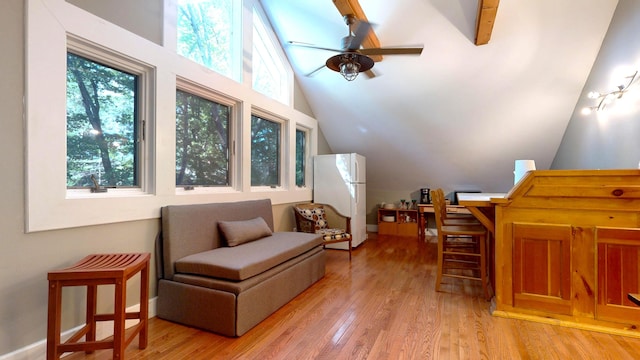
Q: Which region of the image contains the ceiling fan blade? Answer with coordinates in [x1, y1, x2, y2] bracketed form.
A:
[359, 47, 424, 56]
[348, 20, 372, 50]
[305, 64, 326, 77]
[287, 41, 343, 53]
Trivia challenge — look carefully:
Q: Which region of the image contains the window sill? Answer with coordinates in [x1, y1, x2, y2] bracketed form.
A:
[66, 188, 151, 199]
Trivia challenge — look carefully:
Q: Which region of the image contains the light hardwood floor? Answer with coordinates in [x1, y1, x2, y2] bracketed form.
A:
[66, 233, 640, 359]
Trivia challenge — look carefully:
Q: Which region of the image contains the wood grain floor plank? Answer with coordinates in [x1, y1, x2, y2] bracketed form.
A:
[64, 233, 640, 359]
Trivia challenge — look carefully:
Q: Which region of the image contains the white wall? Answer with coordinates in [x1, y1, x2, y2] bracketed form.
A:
[553, 0, 640, 169]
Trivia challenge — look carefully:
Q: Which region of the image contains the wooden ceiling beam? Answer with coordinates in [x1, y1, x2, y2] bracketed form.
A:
[335, 0, 499, 52]
[332, 0, 383, 61]
[475, 0, 499, 45]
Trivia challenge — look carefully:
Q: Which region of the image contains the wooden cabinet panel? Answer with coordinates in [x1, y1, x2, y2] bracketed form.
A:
[397, 223, 418, 237]
[378, 221, 397, 235]
[378, 209, 397, 235]
[571, 226, 596, 318]
[596, 227, 640, 322]
[513, 223, 572, 315]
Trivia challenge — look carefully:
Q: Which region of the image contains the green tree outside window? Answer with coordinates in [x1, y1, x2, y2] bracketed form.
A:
[66, 52, 138, 188]
[177, 0, 233, 78]
[295, 129, 306, 187]
[251, 115, 280, 186]
[176, 90, 230, 186]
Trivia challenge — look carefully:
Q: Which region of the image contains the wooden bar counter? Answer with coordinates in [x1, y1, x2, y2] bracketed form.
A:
[492, 169, 640, 337]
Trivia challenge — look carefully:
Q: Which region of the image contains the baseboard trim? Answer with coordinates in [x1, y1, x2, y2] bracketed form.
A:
[0, 297, 157, 360]
[492, 309, 640, 339]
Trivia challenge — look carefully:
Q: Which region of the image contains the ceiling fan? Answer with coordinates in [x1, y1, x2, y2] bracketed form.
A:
[288, 14, 423, 81]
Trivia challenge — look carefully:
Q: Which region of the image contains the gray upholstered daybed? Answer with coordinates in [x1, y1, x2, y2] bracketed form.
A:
[156, 199, 326, 337]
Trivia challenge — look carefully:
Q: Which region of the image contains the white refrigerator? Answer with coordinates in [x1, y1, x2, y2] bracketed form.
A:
[313, 153, 367, 249]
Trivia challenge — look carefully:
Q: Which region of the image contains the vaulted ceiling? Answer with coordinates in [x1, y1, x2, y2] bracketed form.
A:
[260, 0, 619, 193]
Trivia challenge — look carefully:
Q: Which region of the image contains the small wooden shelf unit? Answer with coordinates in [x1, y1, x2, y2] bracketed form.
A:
[378, 208, 419, 237]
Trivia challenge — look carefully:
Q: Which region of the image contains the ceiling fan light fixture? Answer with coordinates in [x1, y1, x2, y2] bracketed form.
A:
[326, 53, 374, 81]
[340, 61, 360, 81]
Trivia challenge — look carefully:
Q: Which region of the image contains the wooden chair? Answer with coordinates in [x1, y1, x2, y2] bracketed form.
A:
[294, 203, 352, 260]
[431, 189, 490, 300]
[433, 188, 481, 225]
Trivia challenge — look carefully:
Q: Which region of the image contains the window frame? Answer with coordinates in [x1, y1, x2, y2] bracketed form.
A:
[295, 127, 310, 188]
[250, 110, 286, 190]
[174, 78, 241, 194]
[65, 39, 152, 193]
[64, 38, 155, 198]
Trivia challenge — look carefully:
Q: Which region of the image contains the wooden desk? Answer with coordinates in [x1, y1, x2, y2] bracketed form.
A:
[456, 193, 506, 235]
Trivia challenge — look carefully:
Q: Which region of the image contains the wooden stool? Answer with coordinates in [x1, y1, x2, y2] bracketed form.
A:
[47, 253, 150, 360]
[431, 189, 491, 300]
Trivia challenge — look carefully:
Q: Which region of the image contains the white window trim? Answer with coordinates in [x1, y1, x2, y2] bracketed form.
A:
[25, 0, 165, 232]
[25, 0, 317, 232]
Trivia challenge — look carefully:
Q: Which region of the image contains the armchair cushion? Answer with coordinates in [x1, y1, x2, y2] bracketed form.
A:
[294, 207, 328, 231]
[317, 228, 351, 241]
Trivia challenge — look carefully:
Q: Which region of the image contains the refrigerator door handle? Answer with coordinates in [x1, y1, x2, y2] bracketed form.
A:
[355, 161, 359, 183]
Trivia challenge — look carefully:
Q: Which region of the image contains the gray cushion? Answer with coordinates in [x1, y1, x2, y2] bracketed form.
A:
[219, 217, 272, 247]
[175, 232, 323, 281]
[161, 199, 275, 280]
[173, 246, 324, 295]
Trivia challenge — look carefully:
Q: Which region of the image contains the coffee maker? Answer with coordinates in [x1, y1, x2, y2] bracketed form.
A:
[420, 188, 431, 204]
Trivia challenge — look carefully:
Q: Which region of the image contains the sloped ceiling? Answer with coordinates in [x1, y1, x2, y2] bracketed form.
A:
[261, 0, 619, 192]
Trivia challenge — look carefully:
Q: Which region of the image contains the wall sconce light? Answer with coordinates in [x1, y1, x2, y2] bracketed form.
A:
[581, 70, 638, 115]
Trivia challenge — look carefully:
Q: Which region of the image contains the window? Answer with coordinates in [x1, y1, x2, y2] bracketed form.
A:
[176, 0, 241, 81]
[66, 52, 140, 188]
[175, 89, 231, 186]
[295, 128, 307, 187]
[251, 114, 281, 187]
[252, 6, 290, 104]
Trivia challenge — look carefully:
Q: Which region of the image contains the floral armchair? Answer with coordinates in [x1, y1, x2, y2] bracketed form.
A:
[293, 203, 352, 260]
